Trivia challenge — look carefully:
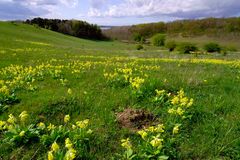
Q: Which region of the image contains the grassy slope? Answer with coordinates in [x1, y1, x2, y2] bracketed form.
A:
[0, 22, 240, 159]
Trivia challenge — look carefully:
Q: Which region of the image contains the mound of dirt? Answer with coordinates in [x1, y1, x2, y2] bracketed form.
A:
[116, 108, 156, 131]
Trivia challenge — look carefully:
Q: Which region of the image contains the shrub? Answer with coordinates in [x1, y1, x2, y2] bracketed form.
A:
[133, 33, 143, 42]
[136, 44, 144, 50]
[151, 34, 166, 46]
[178, 42, 198, 54]
[204, 42, 221, 53]
[140, 37, 146, 44]
[165, 41, 177, 52]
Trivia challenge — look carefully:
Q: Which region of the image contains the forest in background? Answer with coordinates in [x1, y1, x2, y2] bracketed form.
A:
[103, 17, 240, 40]
[26, 18, 105, 40]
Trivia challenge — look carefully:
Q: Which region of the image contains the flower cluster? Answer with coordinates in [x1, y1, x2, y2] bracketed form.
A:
[0, 111, 93, 160]
[168, 89, 193, 117]
[47, 138, 77, 160]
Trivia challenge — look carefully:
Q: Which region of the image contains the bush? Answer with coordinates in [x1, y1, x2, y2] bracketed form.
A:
[204, 42, 221, 53]
[165, 41, 177, 52]
[151, 34, 166, 46]
[133, 33, 143, 42]
[136, 44, 144, 50]
[178, 42, 198, 54]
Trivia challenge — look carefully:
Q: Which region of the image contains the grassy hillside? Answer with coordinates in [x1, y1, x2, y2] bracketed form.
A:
[0, 22, 240, 159]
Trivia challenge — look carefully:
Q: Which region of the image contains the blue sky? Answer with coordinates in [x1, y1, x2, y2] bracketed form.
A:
[0, 0, 240, 26]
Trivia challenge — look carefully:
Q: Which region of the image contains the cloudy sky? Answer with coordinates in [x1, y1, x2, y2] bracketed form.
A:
[0, 0, 240, 25]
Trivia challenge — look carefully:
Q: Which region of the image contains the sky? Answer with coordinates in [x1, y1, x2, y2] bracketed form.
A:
[0, 0, 240, 26]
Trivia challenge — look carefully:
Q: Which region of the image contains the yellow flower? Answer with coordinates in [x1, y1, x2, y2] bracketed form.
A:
[168, 108, 175, 114]
[156, 89, 165, 96]
[67, 88, 72, 95]
[180, 97, 189, 106]
[130, 77, 145, 90]
[65, 148, 76, 160]
[48, 151, 54, 160]
[65, 138, 73, 149]
[19, 131, 25, 137]
[150, 137, 163, 149]
[37, 122, 46, 129]
[64, 115, 70, 123]
[47, 123, 56, 131]
[171, 96, 179, 105]
[76, 119, 89, 129]
[147, 126, 155, 132]
[19, 111, 28, 122]
[0, 85, 10, 95]
[187, 98, 194, 107]
[51, 142, 59, 152]
[0, 120, 6, 130]
[72, 124, 76, 129]
[176, 107, 184, 116]
[155, 124, 165, 133]
[83, 119, 89, 125]
[87, 129, 93, 134]
[121, 138, 132, 149]
[138, 130, 148, 140]
[173, 125, 180, 134]
[7, 114, 16, 124]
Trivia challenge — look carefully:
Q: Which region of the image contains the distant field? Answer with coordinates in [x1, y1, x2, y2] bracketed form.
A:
[0, 22, 240, 159]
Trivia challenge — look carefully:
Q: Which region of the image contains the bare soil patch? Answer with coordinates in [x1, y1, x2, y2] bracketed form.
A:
[116, 108, 156, 131]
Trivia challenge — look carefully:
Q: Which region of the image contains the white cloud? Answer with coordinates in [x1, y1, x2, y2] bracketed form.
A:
[0, 0, 80, 20]
[88, 0, 240, 18]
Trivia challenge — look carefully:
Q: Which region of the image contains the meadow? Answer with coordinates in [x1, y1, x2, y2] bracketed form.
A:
[0, 22, 240, 159]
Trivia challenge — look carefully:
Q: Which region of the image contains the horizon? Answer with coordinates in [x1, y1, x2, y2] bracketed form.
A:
[0, 0, 240, 26]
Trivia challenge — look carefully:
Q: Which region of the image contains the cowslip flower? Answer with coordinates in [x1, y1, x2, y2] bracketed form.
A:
[87, 129, 93, 134]
[19, 111, 28, 122]
[65, 148, 76, 160]
[7, 114, 16, 124]
[187, 98, 194, 107]
[65, 138, 73, 149]
[121, 138, 132, 149]
[19, 131, 25, 137]
[47, 123, 56, 131]
[155, 124, 165, 133]
[0, 120, 6, 130]
[64, 115, 70, 123]
[173, 124, 180, 134]
[67, 88, 72, 95]
[150, 136, 163, 149]
[51, 142, 59, 152]
[37, 122, 46, 130]
[48, 151, 54, 160]
[76, 119, 89, 129]
[155, 89, 165, 96]
[138, 130, 148, 140]
[176, 107, 184, 116]
[72, 124, 76, 129]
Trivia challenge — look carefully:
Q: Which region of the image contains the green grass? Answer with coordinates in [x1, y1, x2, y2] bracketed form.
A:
[0, 22, 240, 159]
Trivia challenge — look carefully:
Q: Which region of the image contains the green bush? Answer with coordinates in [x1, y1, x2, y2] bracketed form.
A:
[178, 42, 198, 54]
[136, 44, 144, 50]
[204, 42, 221, 53]
[140, 37, 146, 44]
[151, 34, 166, 46]
[133, 33, 143, 42]
[165, 41, 177, 52]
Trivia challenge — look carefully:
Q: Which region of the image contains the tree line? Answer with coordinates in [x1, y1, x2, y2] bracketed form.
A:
[103, 17, 240, 40]
[26, 18, 105, 40]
